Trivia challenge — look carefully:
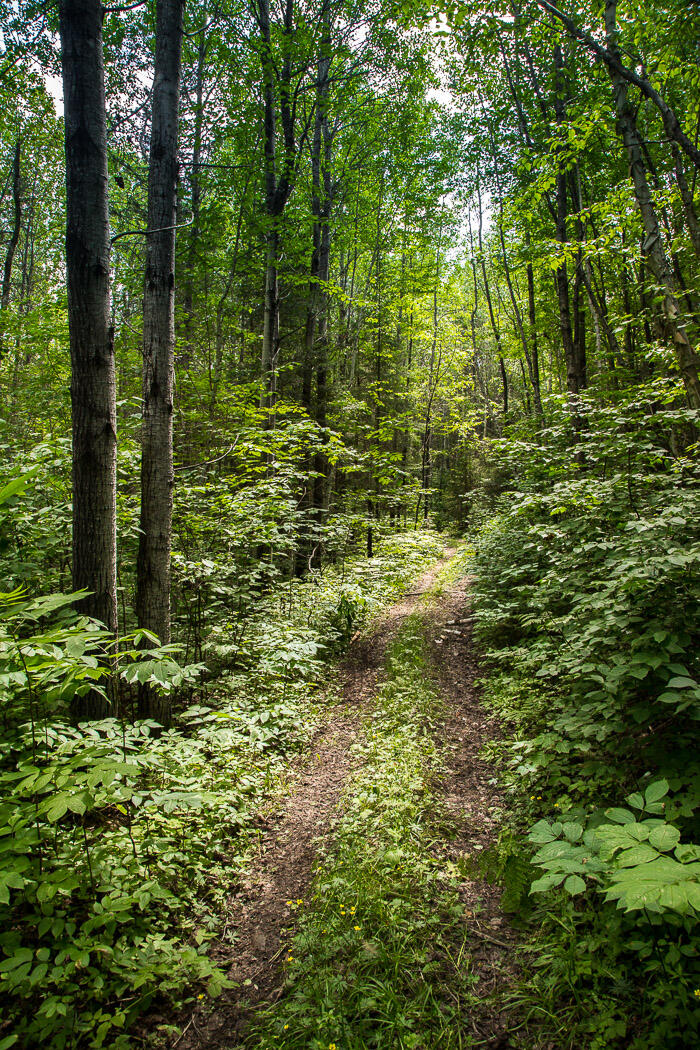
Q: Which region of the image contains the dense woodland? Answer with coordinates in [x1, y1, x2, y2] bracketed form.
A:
[0, 0, 699, 1047]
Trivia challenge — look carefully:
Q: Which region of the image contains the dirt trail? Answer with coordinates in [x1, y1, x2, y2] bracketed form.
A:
[426, 573, 520, 1047]
[174, 555, 455, 1050]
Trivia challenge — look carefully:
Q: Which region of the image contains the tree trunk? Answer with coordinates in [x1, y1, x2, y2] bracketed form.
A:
[526, 257, 543, 415]
[538, 0, 700, 173]
[59, 0, 117, 719]
[180, 8, 207, 371]
[672, 143, 700, 260]
[136, 0, 184, 725]
[604, 0, 700, 409]
[260, 221, 279, 410]
[553, 45, 583, 399]
[0, 136, 21, 358]
[312, 5, 332, 518]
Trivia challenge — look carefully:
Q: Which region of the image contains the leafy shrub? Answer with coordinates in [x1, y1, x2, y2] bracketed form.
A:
[468, 383, 700, 1047]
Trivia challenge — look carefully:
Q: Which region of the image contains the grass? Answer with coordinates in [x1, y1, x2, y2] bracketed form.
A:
[246, 612, 478, 1050]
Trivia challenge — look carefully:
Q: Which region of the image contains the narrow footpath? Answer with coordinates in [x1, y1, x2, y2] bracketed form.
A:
[175, 551, 518, 1050]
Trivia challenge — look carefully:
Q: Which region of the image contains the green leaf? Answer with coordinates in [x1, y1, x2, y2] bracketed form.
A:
[0, 468, 39, 507]
[530, 871, 567, 893]
[604, 807, 635, 825]
[562, 821, 583, 843]
[644, 780, 669, 804]
[528, 819, 558, 844]
[648, 825, 681, 851]
[563, 874, 586, 895]
[67, 795, 87, 816]
[615, 845, 659, 867]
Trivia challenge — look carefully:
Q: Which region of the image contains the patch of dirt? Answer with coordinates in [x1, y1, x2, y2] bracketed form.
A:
[424, 574, 522, 1049]
[170, 554, 454, 1050]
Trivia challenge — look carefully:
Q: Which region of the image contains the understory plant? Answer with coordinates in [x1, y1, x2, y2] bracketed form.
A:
[0, 470, 447, 1049]
[249, 614, 475, 1050]
[468, 383, 700, 1048]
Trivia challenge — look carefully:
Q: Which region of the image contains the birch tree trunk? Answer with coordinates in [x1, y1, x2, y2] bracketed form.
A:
[136, 0, 184, 724]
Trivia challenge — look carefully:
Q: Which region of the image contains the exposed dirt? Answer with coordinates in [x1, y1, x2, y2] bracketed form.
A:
[172, 555, 456, 1050]
[425, 573, 521, 1048]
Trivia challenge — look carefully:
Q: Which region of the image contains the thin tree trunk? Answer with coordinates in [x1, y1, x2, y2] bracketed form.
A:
[0, 136, 21, 358]
[314, 3, 332, 456]
[672, 143, 700, 260]
[476, 171, 507, 420]
[136, 0, 184, 725]
[59, 0, 117, 719]
[553, 45, 582, 399]
[180, 8, 207, 370]
[526, 256, 543, 415]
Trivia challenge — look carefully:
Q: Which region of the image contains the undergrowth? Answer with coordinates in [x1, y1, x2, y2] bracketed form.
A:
[0, 465, 445, 1050]
[248, 613, 475, 1050]
[463, 385, 700, 1049]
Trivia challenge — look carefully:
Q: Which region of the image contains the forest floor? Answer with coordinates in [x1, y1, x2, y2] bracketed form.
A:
[173, 549, 519, 1050]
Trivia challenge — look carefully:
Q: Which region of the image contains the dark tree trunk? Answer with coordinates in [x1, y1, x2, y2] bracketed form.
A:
[312, 4, 332, 519]
[180, 8, 207, 371]
[136, 0, 184, 725]
[604, 0, 700, 409]
[59, 0, 117, 719]
[553, 45, 583, 399]
[0, 136, 21, 358]
[256, 0, 298, 413]
[526, 259, 543, 415]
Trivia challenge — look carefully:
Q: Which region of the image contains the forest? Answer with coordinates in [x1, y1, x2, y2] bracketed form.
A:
[0, 0, 698, 1047]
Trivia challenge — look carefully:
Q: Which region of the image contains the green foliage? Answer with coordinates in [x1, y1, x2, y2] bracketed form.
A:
[469, 385, 700, 1047]
[0, 463, 445, 1050]
[249, 614, 474, 1049]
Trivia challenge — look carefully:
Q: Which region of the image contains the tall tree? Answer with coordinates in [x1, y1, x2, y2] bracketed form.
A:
[59, 0, 117, 718]
[136, 0, 185, 724]
[0, 135, 21, 358]
[603, 0, 700, 409]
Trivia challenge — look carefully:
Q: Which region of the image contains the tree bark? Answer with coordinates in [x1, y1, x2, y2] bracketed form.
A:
[136, 0, 184, 725]
[553, 45, 584, 399]
[672, 143, 700, 260]
[312, 3, 332, 519]
[0, 136, 21, 358]
[59, 0, 117, 719]
[537, 0, 700, 173]
[256, 0, 300, 413]
[604, 0, 700, 409]
[180, 7, 207, 371]
[526, 256, 543, 415]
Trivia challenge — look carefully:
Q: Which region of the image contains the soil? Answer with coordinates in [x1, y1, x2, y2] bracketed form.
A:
[172, 555, 458, 1050]
[424, 573, 521, 1048]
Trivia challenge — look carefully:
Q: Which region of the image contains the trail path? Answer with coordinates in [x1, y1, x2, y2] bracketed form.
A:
[424, 571, 519, 1046]
[175, 555, 457, 1050]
